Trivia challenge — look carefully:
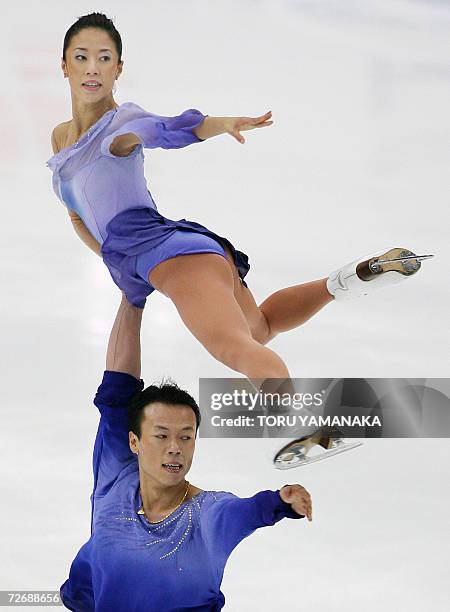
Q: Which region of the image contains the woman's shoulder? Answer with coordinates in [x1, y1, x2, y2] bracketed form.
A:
[46, 107, 120, 171]
[49, 102, 149, 152]
[51, 121, 72, 154]
[113, 101, 159, 123]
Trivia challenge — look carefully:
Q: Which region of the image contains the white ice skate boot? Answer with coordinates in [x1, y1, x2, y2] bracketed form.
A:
[326, 247, 433, 301]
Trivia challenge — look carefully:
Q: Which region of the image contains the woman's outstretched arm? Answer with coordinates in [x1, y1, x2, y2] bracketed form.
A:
[192, 111, 273, 143]
[104, 109, 274, 156]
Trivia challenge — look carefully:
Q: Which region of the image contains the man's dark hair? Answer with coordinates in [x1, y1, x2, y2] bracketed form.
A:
[128, 381, 201, 439]
[63, 12, 123, 62]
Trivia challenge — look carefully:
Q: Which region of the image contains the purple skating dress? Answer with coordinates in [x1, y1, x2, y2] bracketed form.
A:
[46, 102, 250, 308]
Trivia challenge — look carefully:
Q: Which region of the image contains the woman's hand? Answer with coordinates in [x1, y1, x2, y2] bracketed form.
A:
[224, 111, 273, 144]
[280, 484, 312, 521]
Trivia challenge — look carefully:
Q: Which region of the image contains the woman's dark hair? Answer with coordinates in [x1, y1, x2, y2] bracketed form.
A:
[128, 381, 201, 439]
[63, 12, 122, 62]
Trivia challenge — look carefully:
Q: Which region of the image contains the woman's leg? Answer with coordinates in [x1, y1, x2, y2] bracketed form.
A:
[219, 249, 334, 345]
[235, 278, 334, 345]
[148, 252, 291, 378]
[259, 278, 333, 333]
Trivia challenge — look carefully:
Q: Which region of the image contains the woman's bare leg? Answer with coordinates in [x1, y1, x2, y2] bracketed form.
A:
[149, 253, 291, 378]
[259, 279, 333, 335]
[220, 250, 334, 345]
[233, 278, 334, 345]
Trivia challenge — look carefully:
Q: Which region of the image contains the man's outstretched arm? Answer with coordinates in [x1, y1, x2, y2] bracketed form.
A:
[106, 293, 144, 379]
[92, 294, 145, 499]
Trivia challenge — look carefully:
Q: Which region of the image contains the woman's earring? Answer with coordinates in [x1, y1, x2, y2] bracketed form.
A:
[112, 80, 117, 95]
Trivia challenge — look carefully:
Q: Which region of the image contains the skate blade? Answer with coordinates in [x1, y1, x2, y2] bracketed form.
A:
[377, 254, 434, 264]
[367, 248, 432, 276]
[274, 440, 363, 470]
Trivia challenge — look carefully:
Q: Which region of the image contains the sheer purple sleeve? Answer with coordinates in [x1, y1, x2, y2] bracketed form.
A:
[101, 108, 208, 156]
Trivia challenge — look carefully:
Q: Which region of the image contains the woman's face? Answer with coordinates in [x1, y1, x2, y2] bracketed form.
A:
[130, 403, 197, 487]
[61, 27, 122, 101]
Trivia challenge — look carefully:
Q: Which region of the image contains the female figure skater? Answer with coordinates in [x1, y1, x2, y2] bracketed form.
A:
[60, 292, 310, 611]
[47, 13, 430, 379]
[47, 13, 431, 466]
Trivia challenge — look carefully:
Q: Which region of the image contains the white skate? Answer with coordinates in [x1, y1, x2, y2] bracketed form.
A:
[326, 247, 433, 301]
[273, 429, 363, 470]
[266, 379, 364, 470]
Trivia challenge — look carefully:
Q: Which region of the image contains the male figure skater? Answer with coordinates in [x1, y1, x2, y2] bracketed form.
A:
[60, 293, 312, 611]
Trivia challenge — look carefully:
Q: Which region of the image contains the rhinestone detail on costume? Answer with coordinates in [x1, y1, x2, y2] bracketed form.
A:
[73, 126, 93, 149]
[114, 494, 208, 560]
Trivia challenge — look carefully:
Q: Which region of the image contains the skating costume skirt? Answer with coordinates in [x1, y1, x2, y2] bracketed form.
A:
[101, 206, 250, 308]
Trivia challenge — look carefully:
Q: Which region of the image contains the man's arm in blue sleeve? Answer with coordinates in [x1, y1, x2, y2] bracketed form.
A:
[92, 295, 145, 497]
[204, 490, 305, 561]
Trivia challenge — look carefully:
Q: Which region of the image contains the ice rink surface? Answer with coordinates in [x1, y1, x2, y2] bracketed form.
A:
[1, 0, 449, 610]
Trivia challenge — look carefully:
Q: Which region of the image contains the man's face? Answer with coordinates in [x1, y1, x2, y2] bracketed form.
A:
[130, 403, 197, 486]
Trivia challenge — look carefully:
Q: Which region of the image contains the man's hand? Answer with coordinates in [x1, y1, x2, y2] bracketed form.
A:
[224, 111, 273, 144]
[280, 484, 312, 521]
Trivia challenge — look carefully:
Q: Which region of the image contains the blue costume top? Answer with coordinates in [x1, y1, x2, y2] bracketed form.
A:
[60, 371, 303, 611]
[46, 103, 250, 308]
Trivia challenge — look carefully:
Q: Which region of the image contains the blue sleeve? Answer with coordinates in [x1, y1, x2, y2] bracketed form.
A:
[101, 108, 208, 156]
[204, 490, 304, 561]
[60, 542, 94, 612]
[92, 371, 144, 498]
